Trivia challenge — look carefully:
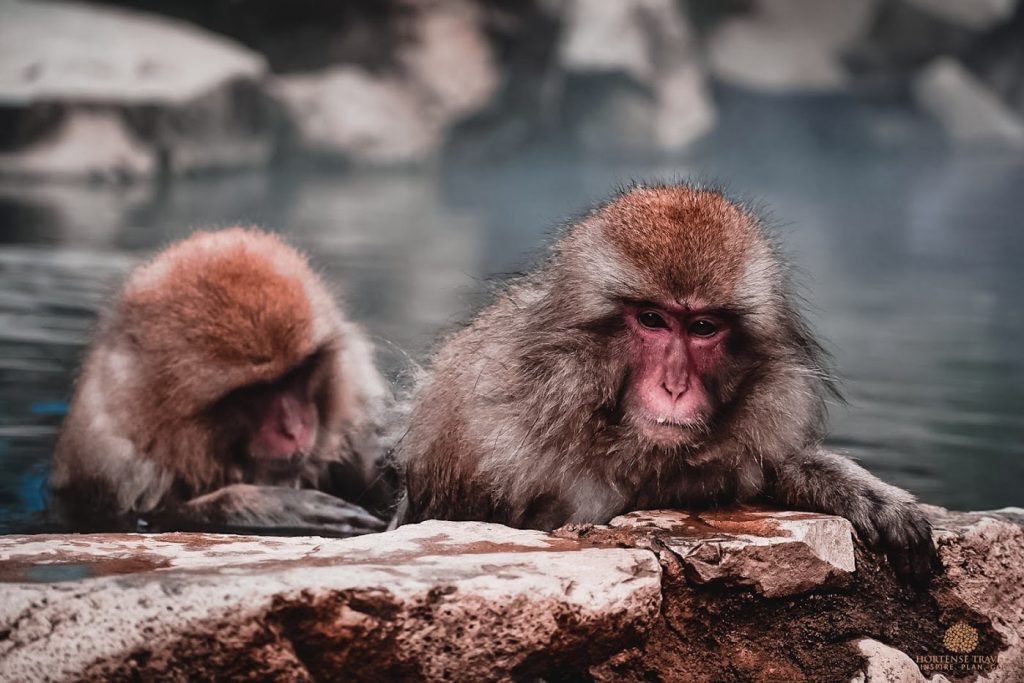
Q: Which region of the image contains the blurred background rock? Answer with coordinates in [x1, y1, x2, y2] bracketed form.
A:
[0, 0, 1022, 531]
[4, 0, 1024, 177]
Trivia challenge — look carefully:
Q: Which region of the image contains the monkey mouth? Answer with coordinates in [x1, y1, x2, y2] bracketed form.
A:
[647, 415, 705, 429]
[249, 446, 315, 468]
[636, 415, 707, 445]
[626, 409, 708, 446]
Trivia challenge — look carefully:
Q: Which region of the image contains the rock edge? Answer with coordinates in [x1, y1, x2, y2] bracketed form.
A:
[0, 506, 1021, 682]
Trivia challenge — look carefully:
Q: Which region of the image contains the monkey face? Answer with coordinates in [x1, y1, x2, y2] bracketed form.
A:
[214, 358, 324, 464]
[620, 301, 731, 447]
[248, 381, 320, 461]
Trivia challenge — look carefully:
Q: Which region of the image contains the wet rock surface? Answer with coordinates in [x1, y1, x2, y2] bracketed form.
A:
[0, 506, 1022, 681]
[610, 508, 857, 597]
[0, 521, 662, 681]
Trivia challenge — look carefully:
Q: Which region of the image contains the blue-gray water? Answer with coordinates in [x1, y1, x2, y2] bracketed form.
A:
[1, 149, 1022, 532]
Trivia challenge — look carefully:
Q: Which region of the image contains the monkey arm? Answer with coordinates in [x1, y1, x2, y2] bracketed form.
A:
[763, 448, 941, 586]
[144, 484, 387, 537]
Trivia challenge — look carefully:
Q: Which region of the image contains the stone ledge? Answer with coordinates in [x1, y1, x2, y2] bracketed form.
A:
[0, 521, 661, 681]
[585, 508, 856, 597]
[0, 507, 1021, 682]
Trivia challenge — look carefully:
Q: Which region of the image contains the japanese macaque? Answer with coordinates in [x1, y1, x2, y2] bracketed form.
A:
[50, 228, 396, 536]
[397, 183, 939, 583]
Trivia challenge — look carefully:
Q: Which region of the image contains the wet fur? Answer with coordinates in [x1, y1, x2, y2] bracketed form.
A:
[398, 183, 939, 583]
[50, 228, 394, 533]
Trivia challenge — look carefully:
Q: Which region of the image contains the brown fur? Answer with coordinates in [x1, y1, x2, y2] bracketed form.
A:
[397, 182, 939, 583]
[50, 228, 393, 532]
[600, 186, 755, 298]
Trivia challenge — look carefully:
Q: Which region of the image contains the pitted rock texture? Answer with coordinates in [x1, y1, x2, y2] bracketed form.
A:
[574, 507, 1022, 682]
[0, 507, 1022, 682]
[921, 506, 1024, 682]
[0, 521, 661, 682]
[607, 509, 856, 597]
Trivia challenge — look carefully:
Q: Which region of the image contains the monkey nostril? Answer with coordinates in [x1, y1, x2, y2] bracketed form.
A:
[661, 381, 689, 400]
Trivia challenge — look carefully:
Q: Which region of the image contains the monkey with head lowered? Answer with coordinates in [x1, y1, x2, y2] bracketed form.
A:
[50, 228, 396, 536]
[397, 183, 939, 583]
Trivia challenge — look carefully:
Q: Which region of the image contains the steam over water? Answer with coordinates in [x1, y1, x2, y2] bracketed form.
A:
[1, 147, 1022, 532]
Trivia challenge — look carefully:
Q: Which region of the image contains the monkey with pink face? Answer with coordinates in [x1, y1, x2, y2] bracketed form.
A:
[397, 183, 940, 583]
[50, 228, 396, 536]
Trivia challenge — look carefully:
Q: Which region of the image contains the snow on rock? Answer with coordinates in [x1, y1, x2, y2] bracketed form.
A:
[912, 57, 1024, 149]
[0, 0, 273, 179]
[706, 0, 878, 92]
[273, 0, 497, 166]
[556, 0, 715, 152]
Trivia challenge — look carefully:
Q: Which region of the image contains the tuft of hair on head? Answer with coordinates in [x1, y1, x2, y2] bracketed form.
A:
[117, 227, 345, 416]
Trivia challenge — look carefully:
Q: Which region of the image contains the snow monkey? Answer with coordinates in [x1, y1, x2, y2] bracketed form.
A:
[50, 228, 396, 535]
[397, 183, 939, 583]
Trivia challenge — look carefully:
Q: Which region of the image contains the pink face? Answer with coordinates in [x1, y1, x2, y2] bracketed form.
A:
[248, 377, 320, 460]
[623, 302, 731, 445]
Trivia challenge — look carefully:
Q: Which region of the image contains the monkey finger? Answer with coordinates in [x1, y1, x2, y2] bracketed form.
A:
[298, 495, 388, 532]
[301, 517, 387, 537]
[912, 536, 943, 583]
[886, 534, 940, 588]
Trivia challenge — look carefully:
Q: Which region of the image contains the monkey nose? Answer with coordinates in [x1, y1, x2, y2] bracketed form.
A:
[661, 380, 689, 401]
[278, 420, 297, 440]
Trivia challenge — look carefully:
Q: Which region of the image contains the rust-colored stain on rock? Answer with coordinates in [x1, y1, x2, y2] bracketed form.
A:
[613, 506, 831, 539]
[0, 556, 171, 583]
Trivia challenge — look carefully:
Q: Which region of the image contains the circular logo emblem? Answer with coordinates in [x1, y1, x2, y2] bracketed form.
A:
[943, 622, 979, 654]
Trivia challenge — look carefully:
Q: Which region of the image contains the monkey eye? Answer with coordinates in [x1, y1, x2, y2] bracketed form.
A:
[637, 311, 670, 330]
[688, 319, 719, 337]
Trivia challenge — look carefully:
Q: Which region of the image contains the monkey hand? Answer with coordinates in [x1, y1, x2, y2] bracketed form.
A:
[773, 450, 942, 587]
[852, 498, 942, 587]
[159, 484, 388, 537]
